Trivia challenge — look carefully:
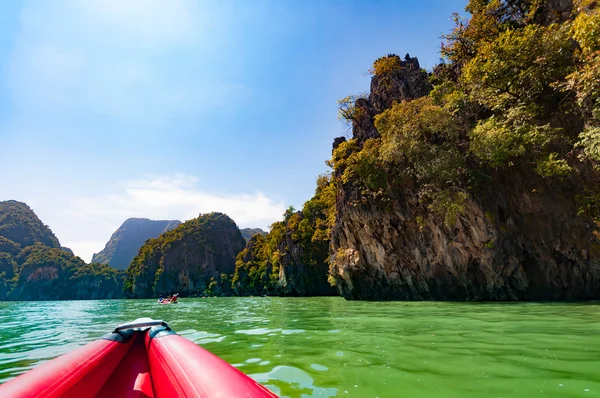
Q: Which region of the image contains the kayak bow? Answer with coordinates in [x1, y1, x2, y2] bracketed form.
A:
[0, 318, 277, 398]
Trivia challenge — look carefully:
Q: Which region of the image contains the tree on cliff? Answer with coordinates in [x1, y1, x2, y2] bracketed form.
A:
[232, 174, 336, 296]
[0, 200, 124, 300]
[332, 0, 600, 227]
[328, 0, 600, 300]
[124, 212, 246, 298]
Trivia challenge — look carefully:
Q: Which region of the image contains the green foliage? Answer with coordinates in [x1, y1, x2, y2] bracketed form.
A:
[327, 274, 337, 287]
[0, 200, 60, 248]
[560, 6, 600, 110]
[329, 139, 360, 172]
[484, 240, 496, 249]
[339, 139, 387, 192]
[338, 95, 367, 125]
[463, 23, 573, 112]
[233, 174, 336, 295]
[2, 244, 124, 300]
[370, 55, 403, 75]
[124, 212, 245, 298]
[576, 126, 600, 168]
[469, 109, 562, 168]
[91, 218, 180, 270]
[535, 153, 572, 177]
[328, 0, 600, 233]
[576, 188, 600, 220]
[426, 189, 469, 228]
[0, 201, 126, 300]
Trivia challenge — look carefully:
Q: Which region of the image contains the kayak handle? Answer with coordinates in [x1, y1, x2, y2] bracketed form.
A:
[113, 319, 171, 333]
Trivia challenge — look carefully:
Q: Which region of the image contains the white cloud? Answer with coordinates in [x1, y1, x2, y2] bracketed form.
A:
[55, 174, 286, 262]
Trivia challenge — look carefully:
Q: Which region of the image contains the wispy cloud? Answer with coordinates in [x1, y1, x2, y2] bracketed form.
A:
[56, 173, 286, 262]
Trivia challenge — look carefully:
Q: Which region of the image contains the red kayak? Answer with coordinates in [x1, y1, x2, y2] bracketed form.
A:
[0, 318, 277, 398]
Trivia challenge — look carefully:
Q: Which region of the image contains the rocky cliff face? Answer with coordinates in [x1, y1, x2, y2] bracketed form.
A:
[331, 169, 600, 300]
[125, 213, 245, 298]
[9, 245, 124, 300]
[329, 49, 600, 300]
[233, 212, 336, 297]
[274, 213, 335, 296]
[92, 218, 181, 270]
[0, 200, 124, 300]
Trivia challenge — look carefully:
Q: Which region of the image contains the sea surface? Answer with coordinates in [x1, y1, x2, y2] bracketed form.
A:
[0, 297, 599, 397]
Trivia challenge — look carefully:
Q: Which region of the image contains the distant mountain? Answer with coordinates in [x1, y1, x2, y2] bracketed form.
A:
[239, 228, 266, 241]
[92, 218, 181, 270]
[0, 200, 124, 300]
[125, 213, 245, 298]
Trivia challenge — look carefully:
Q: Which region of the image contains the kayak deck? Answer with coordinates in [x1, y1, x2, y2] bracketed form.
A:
[97, 334, 153, 397]
[0, 318, 277, 398]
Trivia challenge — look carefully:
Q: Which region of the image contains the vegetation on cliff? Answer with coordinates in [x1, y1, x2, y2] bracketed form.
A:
[10, 245, 124, 300]
[232, 174, 337, 296]
[124, 212, 245, 298]
[92, 218, 181, 270]
[0, 200, 124, 300]
[333, 0, 600, 227]
[0, 201, 60, 248]
[327, 0, 600, 300]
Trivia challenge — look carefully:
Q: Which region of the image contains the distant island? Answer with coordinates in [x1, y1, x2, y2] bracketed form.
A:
[92, 218, 181, 270]
[1, 1, 599, 301]
[239, 228, 266, 242]
[0, 201, 122, 300]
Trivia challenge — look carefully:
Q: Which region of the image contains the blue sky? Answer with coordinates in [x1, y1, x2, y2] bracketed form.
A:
[0, 0, 467, 261]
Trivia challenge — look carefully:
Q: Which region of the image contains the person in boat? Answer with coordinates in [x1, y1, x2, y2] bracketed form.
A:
[157, 296, 163, 303]
[170, 293, 179, 303]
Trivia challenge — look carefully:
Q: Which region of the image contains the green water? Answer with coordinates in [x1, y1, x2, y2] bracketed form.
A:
[0, 298, 599, 397]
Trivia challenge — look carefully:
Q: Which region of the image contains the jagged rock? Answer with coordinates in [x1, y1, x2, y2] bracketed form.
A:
[536, 0, 574, 25]
[332, 136, 347, 151]
[329, 51, 600, 301]
[369, 54, 432, 113]
[350, 54, 432, 145]
[331, 167, 600, 300]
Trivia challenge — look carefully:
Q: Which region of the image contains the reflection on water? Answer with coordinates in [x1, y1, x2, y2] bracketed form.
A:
[1, 298, 599, 397]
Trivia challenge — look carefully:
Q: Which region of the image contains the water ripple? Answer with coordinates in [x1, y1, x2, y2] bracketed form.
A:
[0, 298, 599, 398]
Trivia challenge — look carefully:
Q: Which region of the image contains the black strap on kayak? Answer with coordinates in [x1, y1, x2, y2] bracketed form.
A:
[100, 329, 135, 343]
[147, 325, 177, 339]
[112, 319, 171, 333]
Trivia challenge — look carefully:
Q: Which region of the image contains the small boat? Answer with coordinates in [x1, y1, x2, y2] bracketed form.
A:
[0, 318, 277, 398]
[157, 293, 179, 304]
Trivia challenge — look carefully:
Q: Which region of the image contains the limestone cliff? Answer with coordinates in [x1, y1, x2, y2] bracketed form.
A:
[233, 179, 338, 297]
[233, 211, 336, 297]
[329, 15, 600, 303]
[92, 218, 181, 270]
[274, 218, 336, 296]
[125, 213, 245, 298]
[9, 245, 124, 300]
[0, 200, 125, 300]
